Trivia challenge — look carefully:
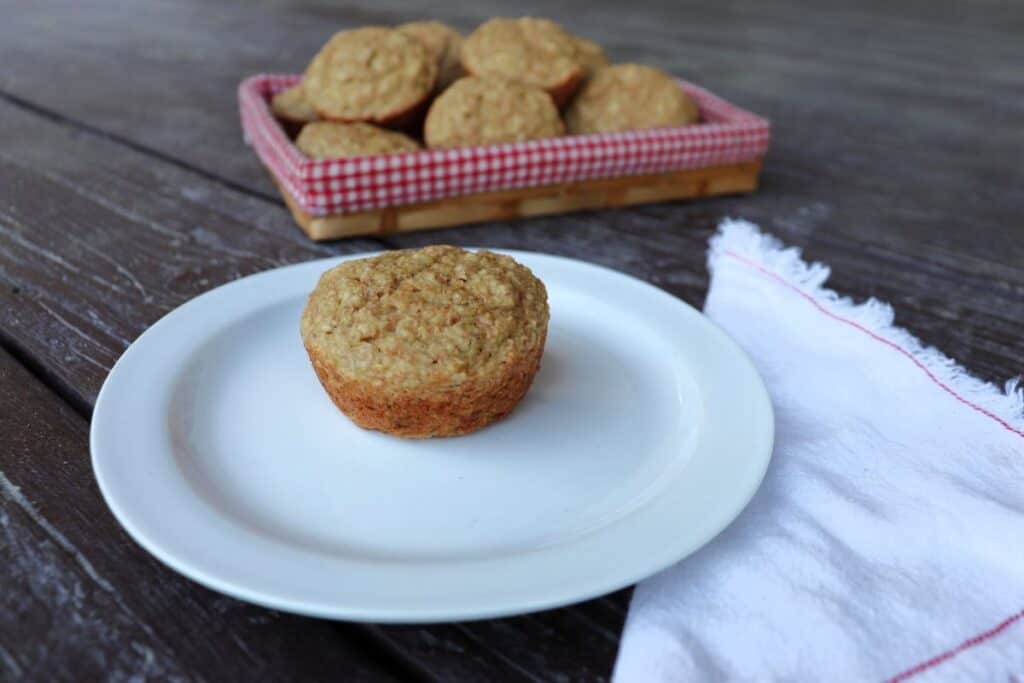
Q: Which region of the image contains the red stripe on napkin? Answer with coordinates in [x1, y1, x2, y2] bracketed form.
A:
[885, 609, 1024, 682]
[723, 250, 1024, 440]
[723, 249, 1024, 681]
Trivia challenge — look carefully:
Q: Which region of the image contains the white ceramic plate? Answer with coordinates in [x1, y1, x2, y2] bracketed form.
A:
[91, 250, 773, 623]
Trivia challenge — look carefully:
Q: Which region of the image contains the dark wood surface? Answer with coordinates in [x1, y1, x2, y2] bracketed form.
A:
[0, 0, 1021, 680]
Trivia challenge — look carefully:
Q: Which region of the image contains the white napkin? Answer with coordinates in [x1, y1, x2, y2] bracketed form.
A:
[612, 220, 1024, 682]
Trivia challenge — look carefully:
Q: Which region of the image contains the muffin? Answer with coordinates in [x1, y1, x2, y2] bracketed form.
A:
[571, 36, 610, 77]
[301, 246, 550, 438]
[460, 18, 584, 107]
[296, 122, 420, 159]
[566, 63, 700, 134]
[398, 20, 464, 90]
[304, 27, 438, 127]
[271, 84, 319, 125]
[424, 76, 563, 148]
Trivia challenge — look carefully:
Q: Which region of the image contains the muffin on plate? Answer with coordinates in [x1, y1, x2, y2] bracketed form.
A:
[301, 245, 549, 438]
[271, 84, 319, 126]
[398, 20, 464, 90]
[460, 18, 584, 107]
[566, 63, 699, 134]
[424, 76, 563, 148]
[304, 27, 438, 127]
[296, 121, 421, 159]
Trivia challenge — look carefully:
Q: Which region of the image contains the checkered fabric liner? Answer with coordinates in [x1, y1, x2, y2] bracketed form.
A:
[239, 74, 770, 217]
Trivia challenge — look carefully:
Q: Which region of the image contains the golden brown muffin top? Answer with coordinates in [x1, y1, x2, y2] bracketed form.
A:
[571, 36, 610, 77]
[398, 20, 464, 89]
[460, 18, 582, 93]
[301, 246, 549, 390]
[295, 122, 421, 159]
[424, 76, 563, 148]
[566, 63, 699, 134]
[304, 27, 437, 123]
[271, 84, 319, 123]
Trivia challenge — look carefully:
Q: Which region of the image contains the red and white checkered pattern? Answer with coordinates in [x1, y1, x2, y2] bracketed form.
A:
[239, 73, 770, 217]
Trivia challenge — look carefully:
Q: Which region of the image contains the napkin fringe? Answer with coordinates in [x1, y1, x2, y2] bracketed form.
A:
[710, 219, 1024, 435]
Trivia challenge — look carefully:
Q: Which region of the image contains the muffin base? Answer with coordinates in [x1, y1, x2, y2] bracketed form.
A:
[305, 342, 545, 438]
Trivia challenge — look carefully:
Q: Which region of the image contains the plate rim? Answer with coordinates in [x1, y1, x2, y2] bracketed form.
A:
[90, 248, 774, 622]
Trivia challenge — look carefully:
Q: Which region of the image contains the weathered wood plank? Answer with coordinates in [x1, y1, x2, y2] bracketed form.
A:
[0, 348, 401, 682]
[0, 475, 189, 682]
[0, 97, 381, 408]
[0, 1, 1022, 680]
[0, 97, 628, 681]
[367, 590, 630, 683]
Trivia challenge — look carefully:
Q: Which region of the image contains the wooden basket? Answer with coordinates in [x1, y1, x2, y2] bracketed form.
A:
[240, 74, 770, 241]
[276, 161, 762, 240]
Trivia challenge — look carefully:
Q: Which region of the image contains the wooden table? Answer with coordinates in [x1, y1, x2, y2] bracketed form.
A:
[1, 1, 1021, 680]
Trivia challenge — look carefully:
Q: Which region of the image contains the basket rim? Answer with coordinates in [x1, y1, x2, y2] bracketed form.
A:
[238, 72, 770, 216]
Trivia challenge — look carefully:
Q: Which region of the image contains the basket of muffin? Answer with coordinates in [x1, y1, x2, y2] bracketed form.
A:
[239, 17, 770, 241]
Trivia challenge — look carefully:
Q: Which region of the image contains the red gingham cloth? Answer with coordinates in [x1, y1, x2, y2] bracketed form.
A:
[238, 74, 770, 217]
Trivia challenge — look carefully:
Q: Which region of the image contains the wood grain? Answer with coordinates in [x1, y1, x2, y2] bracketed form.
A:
[277, 162, 762, 240]
[0, 347, 403, 683]
[0, 0, 1022, 680]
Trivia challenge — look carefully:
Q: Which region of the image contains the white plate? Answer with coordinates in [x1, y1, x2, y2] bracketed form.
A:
[91, 250, 773, 623]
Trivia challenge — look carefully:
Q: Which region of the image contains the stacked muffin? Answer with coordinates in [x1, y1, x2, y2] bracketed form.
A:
[272, 17, 701, 159]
